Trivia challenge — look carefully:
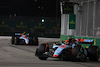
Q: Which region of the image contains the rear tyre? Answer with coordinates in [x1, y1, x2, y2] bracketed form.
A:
[11, 36, 15, 44]
[14, 37, 19, 45]
[32, 37, 38, 46]
[35, 37, 38, 46]
[88, 46, 99, 61]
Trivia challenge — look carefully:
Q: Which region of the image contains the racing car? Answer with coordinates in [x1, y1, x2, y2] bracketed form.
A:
[35, 38, 99, 61]
[11, 32, 38, 46]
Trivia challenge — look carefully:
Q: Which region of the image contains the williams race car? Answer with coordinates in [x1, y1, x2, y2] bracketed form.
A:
[35, 38, 99, 61]
[11, 32, 38, 46]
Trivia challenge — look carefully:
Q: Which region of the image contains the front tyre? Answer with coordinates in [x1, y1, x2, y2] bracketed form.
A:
[73, 45, 81, 57]
[36, 43, 49, 60]
[73, 45, 87, 61]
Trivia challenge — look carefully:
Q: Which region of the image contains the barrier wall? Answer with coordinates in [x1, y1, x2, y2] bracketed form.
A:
[0, 17, 60, 38]
[60, 35, 100, 52]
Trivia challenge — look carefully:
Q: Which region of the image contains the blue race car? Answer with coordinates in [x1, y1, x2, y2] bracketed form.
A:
[35, 38, 99, 61]
[11, 32, 38, 46]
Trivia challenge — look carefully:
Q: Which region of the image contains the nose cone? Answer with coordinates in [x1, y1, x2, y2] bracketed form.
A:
[26, 43, 29, 44]
[53, 54, 58, 57]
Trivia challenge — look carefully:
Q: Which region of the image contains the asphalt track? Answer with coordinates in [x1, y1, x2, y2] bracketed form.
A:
[0, 36, 100, 67]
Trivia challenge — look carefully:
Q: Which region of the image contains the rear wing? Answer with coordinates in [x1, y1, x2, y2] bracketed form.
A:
[15, 33, 29, 36]
[75, 39, 93, 44]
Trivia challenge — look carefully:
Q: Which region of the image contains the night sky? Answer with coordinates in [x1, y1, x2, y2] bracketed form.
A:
[0, 0, 60, 17]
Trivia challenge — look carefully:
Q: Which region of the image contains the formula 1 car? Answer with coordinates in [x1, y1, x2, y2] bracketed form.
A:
[11, 32, 38, 46]
[35, 38, 99, 61]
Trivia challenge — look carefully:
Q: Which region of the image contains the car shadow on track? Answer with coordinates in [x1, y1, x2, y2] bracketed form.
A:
[46, 57, 100, 63]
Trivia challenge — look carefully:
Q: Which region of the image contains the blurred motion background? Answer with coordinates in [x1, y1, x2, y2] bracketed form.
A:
[0, 0, 61, 38]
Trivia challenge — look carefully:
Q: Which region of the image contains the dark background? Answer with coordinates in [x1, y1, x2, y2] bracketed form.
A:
[0, 0, 60, 17]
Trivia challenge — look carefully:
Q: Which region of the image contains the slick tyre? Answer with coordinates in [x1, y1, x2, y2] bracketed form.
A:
[11, 36, 14, 44]
[37, 43, 49, 60]
[35, 48, 48, 60]
[73, 45, 81, 57]
[37, 43, 49, 55]
[88, 46, 99, 61]
[14, 37, 19, 45]
[73, 45, 87, 61]
[33, 37, 38, 46]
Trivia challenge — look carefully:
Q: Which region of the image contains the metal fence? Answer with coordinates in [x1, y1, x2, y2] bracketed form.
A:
[75, 0, 100, 38]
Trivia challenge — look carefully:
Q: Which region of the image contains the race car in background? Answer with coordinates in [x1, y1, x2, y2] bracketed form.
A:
[35, 38, 99, 61]
[11, 32, 38, 46]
